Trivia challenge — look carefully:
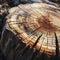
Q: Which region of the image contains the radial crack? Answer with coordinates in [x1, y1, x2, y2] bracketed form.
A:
[32, 34, 42, 47]
[54, 32, 59, 56]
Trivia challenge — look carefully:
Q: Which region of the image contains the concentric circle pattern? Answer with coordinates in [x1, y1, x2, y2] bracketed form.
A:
[7, 3, 60, 55]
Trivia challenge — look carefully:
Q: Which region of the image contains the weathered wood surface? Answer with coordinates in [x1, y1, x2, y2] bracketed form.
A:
[0, 1, 60, 60]
[4, 3, 60, 55]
